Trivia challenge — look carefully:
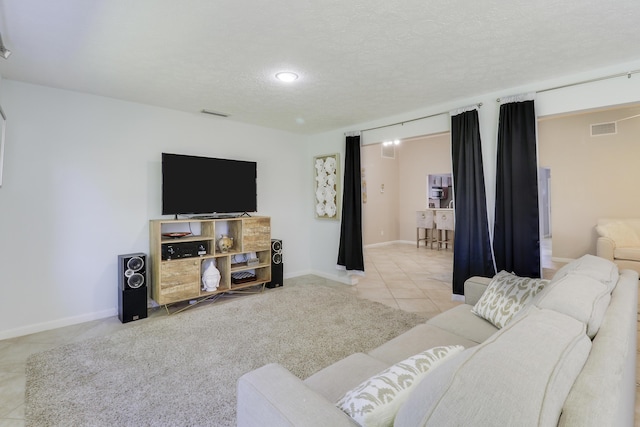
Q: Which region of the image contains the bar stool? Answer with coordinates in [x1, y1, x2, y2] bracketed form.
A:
[435, 210, 455, 250]
[416, 210, 435, 249]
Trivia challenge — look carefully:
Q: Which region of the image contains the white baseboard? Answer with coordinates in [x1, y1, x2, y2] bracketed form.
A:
[551, 256, 575, 264]
[309, 269, 357, 285]
[364, 240, 414, 248]
[283, 269, 311, 280]
[283, 268, 358, 285]
[0, 308, 117, 341]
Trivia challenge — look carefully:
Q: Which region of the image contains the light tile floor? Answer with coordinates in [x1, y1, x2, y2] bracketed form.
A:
[0, 242, 638, 426]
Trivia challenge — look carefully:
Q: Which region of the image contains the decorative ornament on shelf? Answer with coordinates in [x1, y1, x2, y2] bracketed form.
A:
[201, 259, 221, 291]
[314, 153, 340, 220]
[217, 235, 234, 253]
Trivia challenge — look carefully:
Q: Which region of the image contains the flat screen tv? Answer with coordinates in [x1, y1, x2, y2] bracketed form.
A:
[162, 153, 257, 216]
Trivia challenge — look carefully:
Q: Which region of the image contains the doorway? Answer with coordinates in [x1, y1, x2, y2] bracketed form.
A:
[539, 167, 551, 239]
[361, 133, 452, 246]
[537, 103, 640, 262]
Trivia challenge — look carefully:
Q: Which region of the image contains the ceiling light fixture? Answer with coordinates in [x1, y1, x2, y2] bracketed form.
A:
[0, 32, 11, 59]
[382, 139, 401, 146]
[275, 71, 299, 83]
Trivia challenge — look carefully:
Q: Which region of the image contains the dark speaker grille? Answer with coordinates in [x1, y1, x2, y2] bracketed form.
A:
[271, 239, 282, 265]
[267, 239, 283, 289]
[118, 252, 148, 323]
[119, 253, 147, 290]
[128, 273, 145, 288]
[127, 256, 144, 271]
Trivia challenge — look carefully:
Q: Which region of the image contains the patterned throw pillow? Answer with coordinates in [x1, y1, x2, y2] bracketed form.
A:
[472, 270, 548, 329]
[336, 345, 464, 427]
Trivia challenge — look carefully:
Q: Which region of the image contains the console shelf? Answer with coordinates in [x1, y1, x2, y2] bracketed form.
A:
[149, 216, 271, 306]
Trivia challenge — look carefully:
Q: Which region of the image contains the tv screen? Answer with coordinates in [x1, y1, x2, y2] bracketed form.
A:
[162, 153, 257, 216]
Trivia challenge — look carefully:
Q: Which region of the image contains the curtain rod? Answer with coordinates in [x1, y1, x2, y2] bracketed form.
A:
[353, 102, 482, 134]
[496, 69, 640, 102]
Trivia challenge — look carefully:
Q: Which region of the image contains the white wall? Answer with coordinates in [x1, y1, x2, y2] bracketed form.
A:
[361, 143, 400, 245]
[0, 80, 310, 339]
[397, 134, 452, 242]
[304, 133, 347, 281]
[360, 135, 452, 246]
[538, 106, 640, 259]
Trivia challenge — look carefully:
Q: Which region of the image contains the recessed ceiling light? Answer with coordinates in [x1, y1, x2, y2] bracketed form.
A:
[275, 72, 299, 82]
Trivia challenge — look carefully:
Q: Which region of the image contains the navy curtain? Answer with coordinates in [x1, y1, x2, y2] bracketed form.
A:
[451, 109, 495, 296]
[337, 135, 365, 274]
[493, 100, 541, 277]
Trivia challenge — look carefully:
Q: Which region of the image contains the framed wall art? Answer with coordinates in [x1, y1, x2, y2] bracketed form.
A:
[314, 153, 339, 220]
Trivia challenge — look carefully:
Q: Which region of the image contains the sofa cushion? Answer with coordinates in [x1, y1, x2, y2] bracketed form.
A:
[462, 276, 492, 306]
[550, 254, 618, 290]
[304, 353, 389, 403]
[471, 270, 548, 329]
[426, 304, 498, 344]
[394, 307, 592, 427]
[367, 324, 478, 366]
[614, 247, 640, 262]
[237, 363, 357, 427]
[535, 274, 610, 338]
[596, 221, 640, 247]
[336, 346, 464, 427]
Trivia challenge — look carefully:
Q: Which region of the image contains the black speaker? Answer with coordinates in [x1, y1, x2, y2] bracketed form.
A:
[266, 239, 283, 289]
[118, 253, 148, 323]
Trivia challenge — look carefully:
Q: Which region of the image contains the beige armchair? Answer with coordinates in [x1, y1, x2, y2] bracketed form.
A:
[595, 218, 640, 275]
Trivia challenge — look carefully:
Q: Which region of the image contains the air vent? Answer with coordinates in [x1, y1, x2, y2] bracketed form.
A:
[381, 144, 395, 159]
[590, 122, 616, 137]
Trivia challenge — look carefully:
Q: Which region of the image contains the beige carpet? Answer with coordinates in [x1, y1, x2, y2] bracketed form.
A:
[25, 284, 424, 426]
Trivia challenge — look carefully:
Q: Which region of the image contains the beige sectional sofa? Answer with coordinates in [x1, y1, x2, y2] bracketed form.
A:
[237, 255, 638, 426]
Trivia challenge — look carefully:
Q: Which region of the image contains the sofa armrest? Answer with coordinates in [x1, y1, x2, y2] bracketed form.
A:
[237, 363, 357, 427]
[596, 237, 615, 261]
[464, 276, 492, 305]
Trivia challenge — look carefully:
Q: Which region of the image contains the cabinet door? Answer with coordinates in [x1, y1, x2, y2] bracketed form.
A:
[159, 259, 200, 304]
[242, 217, 271, 251]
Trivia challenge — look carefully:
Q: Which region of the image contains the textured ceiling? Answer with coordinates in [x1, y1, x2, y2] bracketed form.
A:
[1, 0, 640, 134]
